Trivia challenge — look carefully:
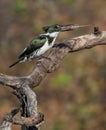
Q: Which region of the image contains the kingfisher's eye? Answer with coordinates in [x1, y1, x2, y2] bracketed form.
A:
[43, 26, 49, 32]
[55, 25, 60, 28]
[40, 35, 46, 39]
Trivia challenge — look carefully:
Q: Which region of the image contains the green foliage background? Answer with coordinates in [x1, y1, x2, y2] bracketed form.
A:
[0, 0, 106, 130]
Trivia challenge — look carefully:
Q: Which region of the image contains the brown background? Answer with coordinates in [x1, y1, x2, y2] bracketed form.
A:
[0, 0, 106, 130]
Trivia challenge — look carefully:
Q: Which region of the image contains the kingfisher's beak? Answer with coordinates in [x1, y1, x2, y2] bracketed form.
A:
[60, 24, 91, 32]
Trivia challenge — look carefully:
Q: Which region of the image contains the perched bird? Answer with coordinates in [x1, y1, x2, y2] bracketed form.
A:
[9, 24, 89, 67]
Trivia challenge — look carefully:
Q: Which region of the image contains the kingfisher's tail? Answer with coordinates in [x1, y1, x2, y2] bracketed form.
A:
[9, 59, 21, 68]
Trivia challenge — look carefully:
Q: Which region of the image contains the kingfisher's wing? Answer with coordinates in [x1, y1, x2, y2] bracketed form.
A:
[9, 36, 47, 68]
[18, 37, 46, 58]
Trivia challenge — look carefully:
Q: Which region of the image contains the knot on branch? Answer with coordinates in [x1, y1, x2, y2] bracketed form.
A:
[2, 108, 44, 127]
[93, 26, 101, 36]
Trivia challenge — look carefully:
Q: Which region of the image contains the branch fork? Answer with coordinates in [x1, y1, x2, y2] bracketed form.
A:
[0, 27, 106, 130]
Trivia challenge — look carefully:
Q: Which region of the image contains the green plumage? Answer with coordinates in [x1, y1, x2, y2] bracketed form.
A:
[9, 23, 90, 68]
[19, 36, 47, 58]
[9, 35, 47, 68]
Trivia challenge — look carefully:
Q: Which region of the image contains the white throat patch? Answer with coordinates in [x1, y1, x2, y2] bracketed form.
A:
[49, 32, 59, 37]
[45, 32, 59, 38]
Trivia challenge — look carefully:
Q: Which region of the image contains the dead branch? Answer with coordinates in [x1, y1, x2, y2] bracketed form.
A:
[0, 31, 106, 89]
[1, 108, 44, 127]
[0, 27, 106, 130]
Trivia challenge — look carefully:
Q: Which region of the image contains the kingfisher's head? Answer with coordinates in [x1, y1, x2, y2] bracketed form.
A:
[42, 24, 90, 34]
[42, 23, 90, 38]
[43, 24, 71, 33]
[42, 24, 74, 38]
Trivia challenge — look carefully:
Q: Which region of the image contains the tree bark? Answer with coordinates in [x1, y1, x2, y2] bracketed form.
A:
[0, 27, 106, 130]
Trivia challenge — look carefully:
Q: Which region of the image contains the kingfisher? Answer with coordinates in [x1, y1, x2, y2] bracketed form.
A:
[9, 24, 89, 67]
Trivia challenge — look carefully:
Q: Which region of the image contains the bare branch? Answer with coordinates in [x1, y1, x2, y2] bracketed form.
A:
[0, 31, 106, 89]
[0, 108, 19, 130]
[0, 29, 106, 130]
[0, 121, 12, 130]
[28, 30, 106, 87]
[1, 108, 44, 127]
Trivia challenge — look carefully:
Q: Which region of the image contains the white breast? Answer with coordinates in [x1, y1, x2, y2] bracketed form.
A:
[49, 32, 59, 37]
[32, 32, 59, 58]
[36, 40, 51, 56]
[36, 33, 59, 56]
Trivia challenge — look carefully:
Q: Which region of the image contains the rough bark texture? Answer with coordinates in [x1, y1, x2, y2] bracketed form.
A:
[0, 28, 106, 130]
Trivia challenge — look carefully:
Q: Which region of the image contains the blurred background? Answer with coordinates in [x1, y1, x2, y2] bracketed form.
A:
[0, 0, 106, 130]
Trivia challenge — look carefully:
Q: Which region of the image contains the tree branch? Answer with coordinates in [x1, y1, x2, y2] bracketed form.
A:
[0, 28, 106, 130]
[1, 108, 44, 127]
[0, 30, 106, 89]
